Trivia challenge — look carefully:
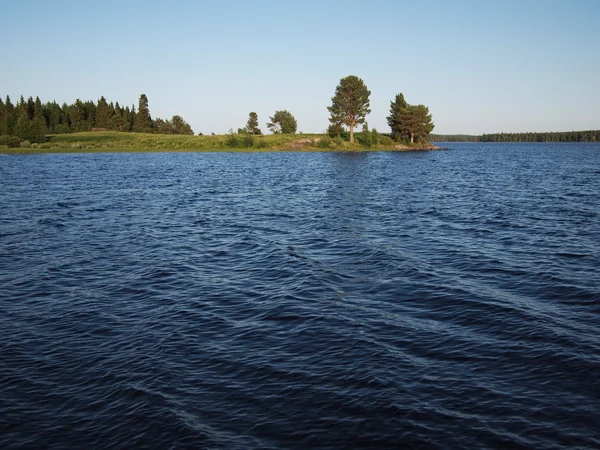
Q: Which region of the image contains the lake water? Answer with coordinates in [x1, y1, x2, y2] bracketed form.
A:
[1, 143, 599, 449]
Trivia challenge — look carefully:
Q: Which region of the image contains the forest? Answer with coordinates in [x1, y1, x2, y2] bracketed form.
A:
[430, 130, 600, 143]
[0, 94, 193, 144]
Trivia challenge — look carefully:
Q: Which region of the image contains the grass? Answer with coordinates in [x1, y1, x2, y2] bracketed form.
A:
[0, 131, 439, 154]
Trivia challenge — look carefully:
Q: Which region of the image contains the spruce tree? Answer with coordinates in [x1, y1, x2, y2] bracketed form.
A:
[4, 96, 16, 135]
[31, 96, 47, 142]
[327, 75, 371, 144]
[387, 93, 409, 142]
[133, 94, 152, 133]
[0, 97, 4, 135]
[95, 96, 112, 129]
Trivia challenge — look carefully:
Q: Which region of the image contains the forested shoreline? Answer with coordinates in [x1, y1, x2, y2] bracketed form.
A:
[431, 130, 600, 143]
[0, 94, 193, 144]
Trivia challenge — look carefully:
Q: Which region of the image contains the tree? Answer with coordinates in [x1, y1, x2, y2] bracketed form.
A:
[400, 104, 434, 143]
[72, 99, 85, 132]
[95, 96, 112, 129]
[387, 93, 409, 141]
[387, 93, 434, 143]
[327, 75, 371, 144]
[133, 94, 152, 133]
[246, 112, 261, 135]
[267, 110, 297, 134]
[170, 115, 193, 135]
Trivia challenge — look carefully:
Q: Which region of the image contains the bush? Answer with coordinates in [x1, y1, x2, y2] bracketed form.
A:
[379, 135, 394, 146]
[318, 136, 333, 148]
[225, 133, 240, 148]
[256, 139, 269, 149]
[357, 132, 372, 147]
[241, 135, 254, 148]
[371, 128, 380, 145]
[0, 135, 21, 148]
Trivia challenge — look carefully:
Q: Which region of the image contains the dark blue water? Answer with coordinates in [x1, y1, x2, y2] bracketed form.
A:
[1, 143, 599, 449]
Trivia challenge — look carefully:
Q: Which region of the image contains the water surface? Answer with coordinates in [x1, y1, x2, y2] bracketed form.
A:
[1, 143, 599, 449]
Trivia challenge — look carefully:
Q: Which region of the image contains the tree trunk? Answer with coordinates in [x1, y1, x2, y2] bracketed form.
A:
[350, 120, 355, 144]
[410, 132, 414, 144]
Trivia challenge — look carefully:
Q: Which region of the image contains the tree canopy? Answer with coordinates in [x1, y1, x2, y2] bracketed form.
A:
[267, 110, 297, 134]
[327, 75, 371, 144]
[387, 93, 434, 143]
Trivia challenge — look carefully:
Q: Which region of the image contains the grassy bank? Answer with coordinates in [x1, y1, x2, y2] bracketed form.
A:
[0, 131, 439, 154]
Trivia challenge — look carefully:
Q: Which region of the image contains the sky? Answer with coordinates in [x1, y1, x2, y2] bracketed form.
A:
[2, 0, 599, 135]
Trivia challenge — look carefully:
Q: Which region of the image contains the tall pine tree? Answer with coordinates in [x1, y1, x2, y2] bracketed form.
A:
[327, 75, 371, 144]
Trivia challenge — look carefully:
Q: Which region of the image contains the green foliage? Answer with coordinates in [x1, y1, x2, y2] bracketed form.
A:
[387, 93, 434, 143]
[242, 134, 255, 147]
[95, 96, 112, 129]
[327, 75, 371, 144]
[379, 135, 395, 146]
[255, 139, 269, 149]
[327, 122, 345, 138]
[0, 135, 21, 147]
[318, 136, 333, 148]
[226, 130, 240, 147]
[267, 110, 297, 134]
[356, 123, 372, 147]
[480, 130, 600, 142]
[371, 128, 380, 145]
[246, 112, 261, 135]
[387, 93, 409, 141]
[133, 94, 152, 133]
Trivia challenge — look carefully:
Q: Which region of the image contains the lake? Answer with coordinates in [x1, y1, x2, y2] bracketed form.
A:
[1, 143, 599, 449]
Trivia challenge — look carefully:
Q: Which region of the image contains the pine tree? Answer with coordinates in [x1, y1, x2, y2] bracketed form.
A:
[387, 94, 434, 143]
[267, 110, 297, 134]
[133, 94, 152, 133]
[399, 104, 434, 144]
[246, 112, 262, 135]
[327, 75, 371, 144]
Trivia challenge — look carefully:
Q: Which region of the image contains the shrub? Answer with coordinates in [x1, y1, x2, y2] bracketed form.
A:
[318, 136, 333, 148]
[0, 135, 21, 148]
[379, 135, 394, 146]
[255, 139, 269, 149]
[226, 133, 240, 148]
[333, 136, 344, 148]
[357, 132, 372, 147]
[241, 135, 255, 148]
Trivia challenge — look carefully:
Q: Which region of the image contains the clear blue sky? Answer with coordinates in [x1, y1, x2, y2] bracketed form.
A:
[2, 0, 599, 135]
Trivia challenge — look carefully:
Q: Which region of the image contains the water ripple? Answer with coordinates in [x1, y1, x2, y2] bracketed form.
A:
[1, 144, 599, 449]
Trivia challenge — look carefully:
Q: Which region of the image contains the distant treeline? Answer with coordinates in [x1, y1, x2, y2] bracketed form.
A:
[431, 130, 600, 143]
[0, 94, 193, 143]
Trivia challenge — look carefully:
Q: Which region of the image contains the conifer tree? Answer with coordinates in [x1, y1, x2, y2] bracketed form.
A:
[327, 75, 371, 144]
[133, 94, 152, 133]
[2, 96, 17, 135]
[246, 112, 262, 135]
[0, 97, 4, 135]
[95, 96, 112, 129]
[387, 93, 409, 141]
